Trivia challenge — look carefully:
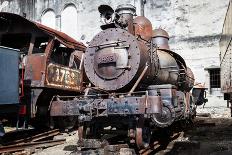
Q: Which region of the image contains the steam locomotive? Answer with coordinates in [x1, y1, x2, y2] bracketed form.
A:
[0, 12, 86, 132]
[49, 4, 205, 148]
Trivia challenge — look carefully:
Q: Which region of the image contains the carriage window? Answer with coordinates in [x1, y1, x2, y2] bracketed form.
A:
[32, 37, 49, 54]
[69, 51, 83, 70]
[50, 41, 72, 67]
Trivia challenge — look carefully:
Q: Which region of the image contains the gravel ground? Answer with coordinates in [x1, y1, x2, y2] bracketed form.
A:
[32, 131, 79, 155]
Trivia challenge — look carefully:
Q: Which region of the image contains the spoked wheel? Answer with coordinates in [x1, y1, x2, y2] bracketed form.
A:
[135, 116, 152, 149]
[136, 127, 151, 149]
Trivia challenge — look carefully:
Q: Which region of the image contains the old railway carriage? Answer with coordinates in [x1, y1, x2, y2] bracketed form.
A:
[0, 12, 86, 129]
[220, 0, 232, 113]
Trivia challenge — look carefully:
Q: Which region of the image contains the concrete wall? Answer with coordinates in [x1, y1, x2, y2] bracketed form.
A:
[0, 0, 230, 107]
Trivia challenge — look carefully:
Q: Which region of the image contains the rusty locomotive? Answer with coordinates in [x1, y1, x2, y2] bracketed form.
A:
[49, 4, 205, 148]
[0, 12, 86, 131]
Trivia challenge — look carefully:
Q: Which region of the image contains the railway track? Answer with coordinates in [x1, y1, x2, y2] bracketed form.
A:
[0, 117, 214, 155]
[71, 130, 184, 155]
[0, 129, 65, 154]
[0, 139, 65, 154]
[3, 129, 60, 145]
[0, 130, 184, 154]
[72, 118, 216, 154]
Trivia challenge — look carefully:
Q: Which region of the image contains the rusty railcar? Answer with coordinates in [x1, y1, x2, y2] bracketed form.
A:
[220, 0, 232, 111]
[0, 12, 86, 129]
[49, 4, 205, 148]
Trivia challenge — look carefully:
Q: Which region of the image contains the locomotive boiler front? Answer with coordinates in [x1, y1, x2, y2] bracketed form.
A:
[84, 28, 148, 91]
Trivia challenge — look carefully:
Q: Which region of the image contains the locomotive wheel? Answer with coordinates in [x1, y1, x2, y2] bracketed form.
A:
[31, 106, 50, 129]
[82, 124, 91, 139]
[151, 105, 174, 128]
[136, 127, 151, 149]
[136, 116, 151, 149]
[79, 123, 102, 139]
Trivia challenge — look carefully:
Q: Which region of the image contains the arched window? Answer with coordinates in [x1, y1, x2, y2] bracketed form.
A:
[61, 4, 78, 40]
[41, 9, 56, 29]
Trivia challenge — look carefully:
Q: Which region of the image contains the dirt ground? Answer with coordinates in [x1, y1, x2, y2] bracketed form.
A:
[29, 117, 232, 155]
[156, 117, 232, 155]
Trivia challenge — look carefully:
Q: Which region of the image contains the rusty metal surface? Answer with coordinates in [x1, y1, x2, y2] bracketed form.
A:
[51, 96, 147, 116]
[115, 4, 136, 35]
[35, 23, 86, 50]
[84, 28, 143, 91]
[134, 16, 153, 41]
[152, 28, 170, 50]
[147, 96, 162, 114]
[155, 49, 179, 85]
[24, 54, 46, 86]
[50, 84, 190, 128]
[45, 63, 82, 91]
[220, 0, 232, 93]
[50, 94, 163, 117]
[153, 28, 170, 39]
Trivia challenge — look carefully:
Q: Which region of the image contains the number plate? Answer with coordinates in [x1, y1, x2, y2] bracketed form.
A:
[97, 53, 117, 64]
[46, 63, 81, 91]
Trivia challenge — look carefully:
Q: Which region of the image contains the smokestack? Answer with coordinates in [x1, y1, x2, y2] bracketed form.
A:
[115, 4, 136, 34]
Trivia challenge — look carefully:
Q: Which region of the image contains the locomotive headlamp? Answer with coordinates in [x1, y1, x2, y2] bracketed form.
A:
[98, 5, 114, 24]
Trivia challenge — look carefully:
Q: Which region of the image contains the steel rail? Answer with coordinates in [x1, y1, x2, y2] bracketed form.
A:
[0, 139, 65, 153]
[4, 129, 60, 145]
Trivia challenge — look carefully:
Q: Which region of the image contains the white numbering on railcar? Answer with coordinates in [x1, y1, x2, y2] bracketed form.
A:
[55, 68, 76, 85]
